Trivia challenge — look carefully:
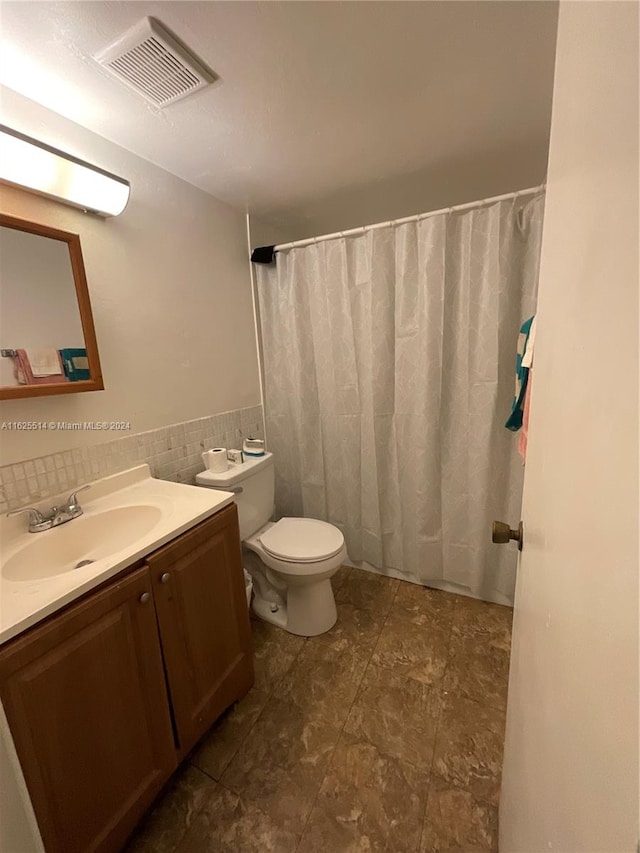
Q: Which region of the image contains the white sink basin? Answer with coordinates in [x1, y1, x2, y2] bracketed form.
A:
[2, 506, 163, 582]
[0, 463, 236, 644]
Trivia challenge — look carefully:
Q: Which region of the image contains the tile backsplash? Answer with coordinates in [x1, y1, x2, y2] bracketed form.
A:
[0, 405, 264, 513]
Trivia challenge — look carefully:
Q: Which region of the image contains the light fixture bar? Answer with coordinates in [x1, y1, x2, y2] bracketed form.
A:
[0, 125, 130, 217]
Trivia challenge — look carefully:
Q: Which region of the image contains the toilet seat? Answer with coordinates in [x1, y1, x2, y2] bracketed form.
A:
[259, 517, 344, 563]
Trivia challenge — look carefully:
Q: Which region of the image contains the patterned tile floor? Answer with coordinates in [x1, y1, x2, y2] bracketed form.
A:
[126, 567, 512, 853]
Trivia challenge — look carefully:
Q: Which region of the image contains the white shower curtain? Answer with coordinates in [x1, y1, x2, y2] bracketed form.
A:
[256, 194, 544, 604]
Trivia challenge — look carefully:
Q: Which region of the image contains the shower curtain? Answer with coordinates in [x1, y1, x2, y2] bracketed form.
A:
[255, 193, 544, 604]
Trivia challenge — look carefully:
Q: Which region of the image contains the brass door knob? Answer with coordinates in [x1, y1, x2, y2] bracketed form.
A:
[492, 520, 524, 551]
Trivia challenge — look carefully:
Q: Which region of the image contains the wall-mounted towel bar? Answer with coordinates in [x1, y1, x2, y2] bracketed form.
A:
[1, 350, 18, 358]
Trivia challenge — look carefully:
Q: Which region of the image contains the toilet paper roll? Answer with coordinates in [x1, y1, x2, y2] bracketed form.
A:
[202, 448, 229, 473]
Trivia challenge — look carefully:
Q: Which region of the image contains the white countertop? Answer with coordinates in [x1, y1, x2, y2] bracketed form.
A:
[0, 465, 234, 645]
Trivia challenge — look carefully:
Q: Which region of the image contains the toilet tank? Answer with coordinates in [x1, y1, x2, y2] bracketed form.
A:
[195, 452, 274, 540]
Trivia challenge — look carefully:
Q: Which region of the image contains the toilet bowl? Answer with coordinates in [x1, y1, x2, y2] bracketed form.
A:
[244, 517, 345, 636]
[195, 453, 346, 636]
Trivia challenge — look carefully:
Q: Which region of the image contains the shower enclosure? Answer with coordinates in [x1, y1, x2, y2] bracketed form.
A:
[254, 189, 544, 604]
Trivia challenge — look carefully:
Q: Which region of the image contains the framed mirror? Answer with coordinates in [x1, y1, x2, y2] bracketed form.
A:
[0, 213, 103, 399]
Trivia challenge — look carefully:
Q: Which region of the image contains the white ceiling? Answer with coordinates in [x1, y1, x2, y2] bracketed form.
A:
[0, 1, 558, 231]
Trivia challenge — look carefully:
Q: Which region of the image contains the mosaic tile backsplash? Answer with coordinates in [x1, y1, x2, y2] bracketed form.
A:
[0, 405, 264, 514]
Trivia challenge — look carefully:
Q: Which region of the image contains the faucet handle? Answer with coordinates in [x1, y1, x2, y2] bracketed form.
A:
[6, 506, 46, 524]
[66, 484, 91, 511]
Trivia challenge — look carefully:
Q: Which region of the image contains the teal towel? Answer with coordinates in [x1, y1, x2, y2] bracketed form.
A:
[60, 348, 90, 382]
[505, 316, 534, 432]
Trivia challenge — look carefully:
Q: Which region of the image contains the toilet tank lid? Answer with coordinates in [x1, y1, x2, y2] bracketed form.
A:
[196, 451, 273, 488]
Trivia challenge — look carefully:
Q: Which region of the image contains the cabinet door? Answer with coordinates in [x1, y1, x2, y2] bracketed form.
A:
[0, 567, 177, 853]
[148, 504, 254, 756]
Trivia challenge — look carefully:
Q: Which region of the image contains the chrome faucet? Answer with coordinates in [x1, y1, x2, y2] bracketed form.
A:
[7, 485, 91, 533]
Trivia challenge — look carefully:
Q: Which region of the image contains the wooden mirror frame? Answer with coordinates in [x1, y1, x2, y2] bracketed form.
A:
[0, 213, 104, 400]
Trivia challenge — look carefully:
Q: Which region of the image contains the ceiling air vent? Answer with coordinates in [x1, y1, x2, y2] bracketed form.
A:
[93, 17, 216, 108]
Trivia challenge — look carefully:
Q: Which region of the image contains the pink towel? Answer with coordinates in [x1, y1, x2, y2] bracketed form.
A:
[13, 349, 66, 385]
[518, 370, 532, 461]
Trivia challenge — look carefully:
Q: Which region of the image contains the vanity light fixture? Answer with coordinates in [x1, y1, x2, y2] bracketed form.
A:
[0, 125, 130, 217]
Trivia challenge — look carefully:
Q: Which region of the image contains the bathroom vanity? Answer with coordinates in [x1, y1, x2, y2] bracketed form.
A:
[0, 466, 254, 853]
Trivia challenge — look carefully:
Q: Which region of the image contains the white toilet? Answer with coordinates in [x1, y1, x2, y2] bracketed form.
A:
[196, 452, 346, 636]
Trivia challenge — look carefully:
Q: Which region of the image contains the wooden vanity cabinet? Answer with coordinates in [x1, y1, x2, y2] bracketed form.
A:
[148, 504, 254, 757]
[0, 566, 176, 853]
[0, 503, 253, 853]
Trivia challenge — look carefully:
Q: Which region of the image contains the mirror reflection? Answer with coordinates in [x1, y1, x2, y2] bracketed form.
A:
[0, 221, 97, 393]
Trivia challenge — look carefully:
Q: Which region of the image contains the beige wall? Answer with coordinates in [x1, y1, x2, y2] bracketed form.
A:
[247, 215, 290, 251]
[0, 86, 261, 465]
[252, 135, 550, 244]
[500, 1, 639, 849]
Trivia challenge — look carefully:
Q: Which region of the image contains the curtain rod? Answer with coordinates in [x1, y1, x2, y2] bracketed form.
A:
[269, 184, 545, 254]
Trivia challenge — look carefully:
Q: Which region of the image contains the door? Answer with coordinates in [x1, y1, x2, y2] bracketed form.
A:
[499, 4, 638, 851]
[149, 504, 254, 757]
[0, 566, 177, 853]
